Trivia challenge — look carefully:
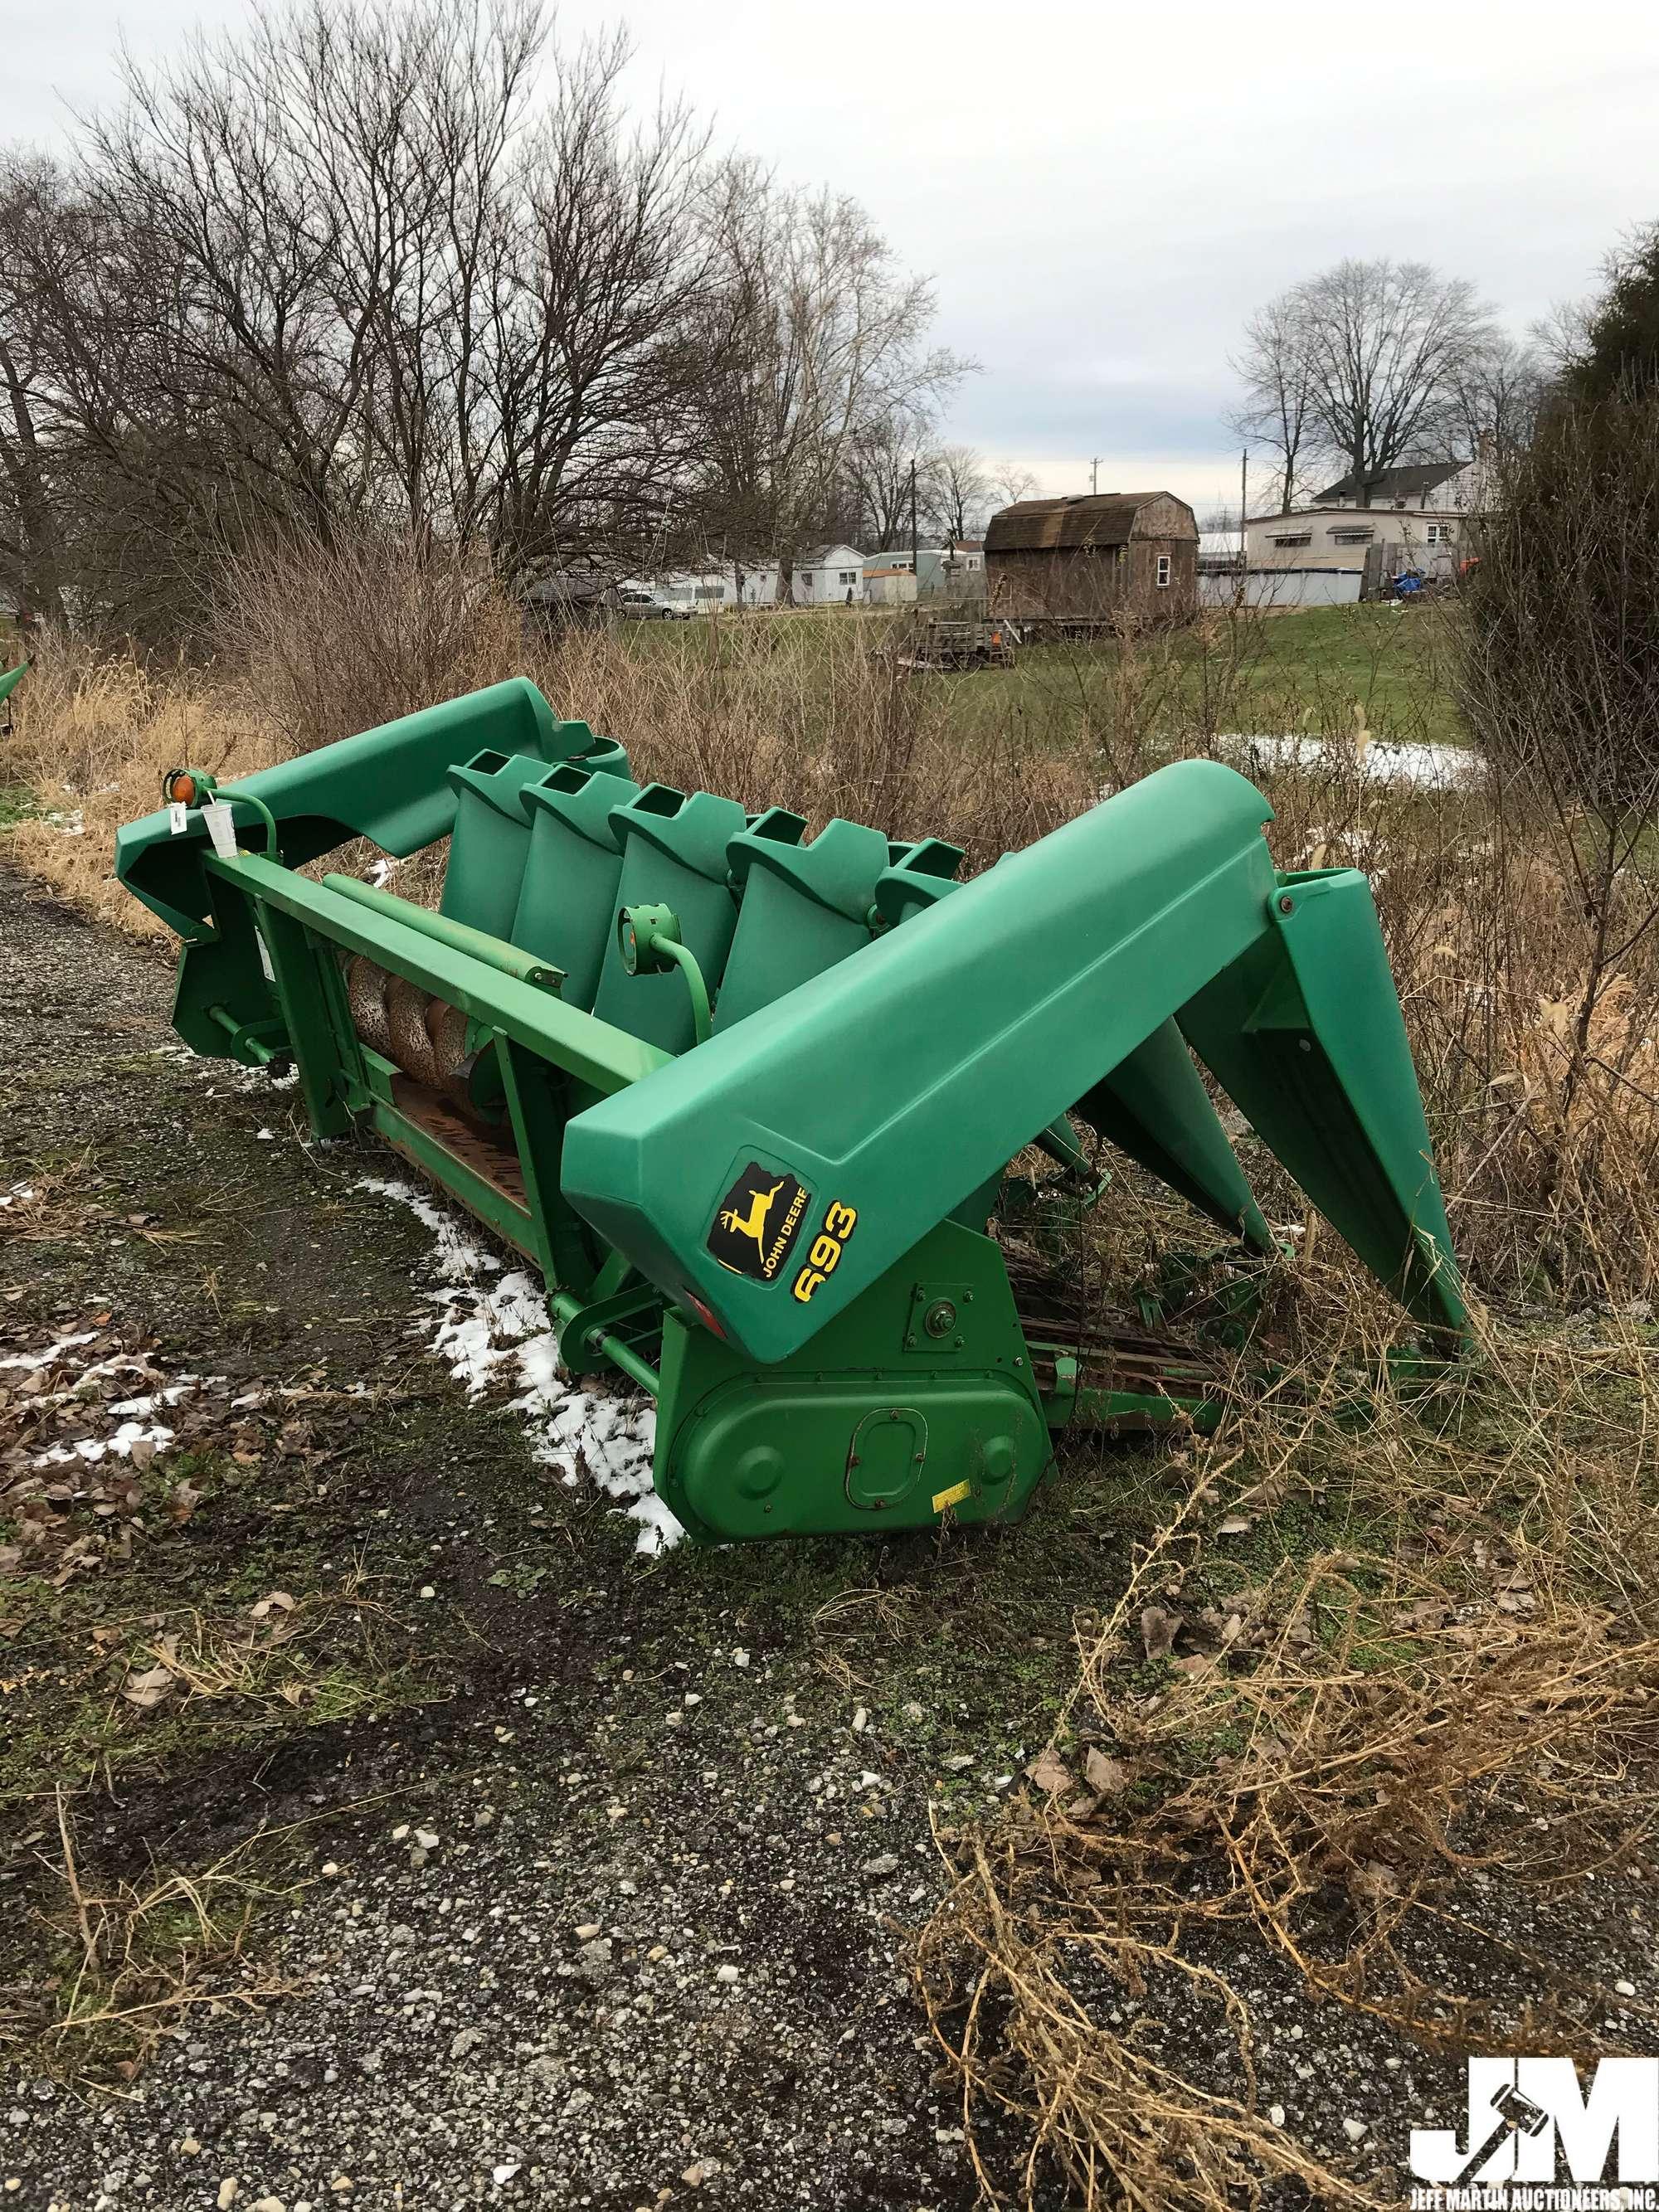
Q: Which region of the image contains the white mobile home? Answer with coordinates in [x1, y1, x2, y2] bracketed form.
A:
[791, 544, 867, 605]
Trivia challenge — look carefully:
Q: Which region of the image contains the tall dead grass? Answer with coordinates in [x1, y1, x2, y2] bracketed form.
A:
[917, 1266, 1659, 2208]
[4, 539, 1657, 1302]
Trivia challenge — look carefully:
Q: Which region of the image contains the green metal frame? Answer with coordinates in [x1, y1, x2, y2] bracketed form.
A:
[116, 678, 1468, 1546]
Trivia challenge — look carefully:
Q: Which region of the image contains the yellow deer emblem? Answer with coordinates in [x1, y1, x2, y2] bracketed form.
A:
[720, 1179, 783, 1249]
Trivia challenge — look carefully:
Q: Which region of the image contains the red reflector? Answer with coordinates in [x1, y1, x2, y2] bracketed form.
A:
[685, 1292, 727, 1339]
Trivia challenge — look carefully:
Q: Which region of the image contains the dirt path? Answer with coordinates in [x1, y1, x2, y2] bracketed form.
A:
[0, 863, 1058, 2210]
[4, 863, 1656, 2212]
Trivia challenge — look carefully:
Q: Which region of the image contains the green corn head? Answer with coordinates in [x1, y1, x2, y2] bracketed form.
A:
[116, 678, 1466, 1544]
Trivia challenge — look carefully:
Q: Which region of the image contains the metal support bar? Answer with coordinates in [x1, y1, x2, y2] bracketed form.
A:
[207, 1005, 287, 1064]
[252, 899, 358, 1137]
[551, 1289, 662, 1396]
[323, 873, 565, 991]
[203, 853, 666, 1096]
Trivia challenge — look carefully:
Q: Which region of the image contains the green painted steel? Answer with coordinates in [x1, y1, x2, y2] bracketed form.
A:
[654, 1218, 1046, 1544]
[1178, 866, 1467, 1335]
[197, 853, 668, 1097]
[118, 680, 1470, 1547]
[115, 679, 625, 939]
[0, 659, 29, 708]
[562, 762, 1286, 1360]
[513, 763, 642, 1007]
[590, 785, 752, 1053]
[323, 873, 565, 991]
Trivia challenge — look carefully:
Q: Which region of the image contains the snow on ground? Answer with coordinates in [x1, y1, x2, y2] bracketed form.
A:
[10, 1339, 231, 1468]
[1218, 732, 1483, 790]
[361, 1174, 680, 1554]
[33, 1418, 176, 1467]
[0, 1330, 101, 1371]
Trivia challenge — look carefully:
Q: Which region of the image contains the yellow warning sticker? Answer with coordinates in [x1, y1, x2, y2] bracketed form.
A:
[932, 1479, 972, 1514]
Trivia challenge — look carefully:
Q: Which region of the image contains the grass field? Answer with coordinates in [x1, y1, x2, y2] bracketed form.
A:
[611, 600, 1467, 751]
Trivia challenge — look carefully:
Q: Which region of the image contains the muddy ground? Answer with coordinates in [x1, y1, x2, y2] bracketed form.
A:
[2, 862, 1655, 2212]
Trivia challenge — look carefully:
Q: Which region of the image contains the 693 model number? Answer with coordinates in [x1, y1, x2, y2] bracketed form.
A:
[791, 1201, 858, 1303]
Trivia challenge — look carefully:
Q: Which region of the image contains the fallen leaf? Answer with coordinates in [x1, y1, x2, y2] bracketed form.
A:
[1141, 1603, 1183, 1660]
[120, 1663, 177, 1709]
[1024, 1751, 1074, 1796]
[250, 1590, 296, 1620]
[1216, 1514, 1252, 1537]
[1083, 1748, 1129, 1795]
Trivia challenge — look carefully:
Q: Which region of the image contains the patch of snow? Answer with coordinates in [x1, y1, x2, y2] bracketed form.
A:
[1218, 732, 1482, 790]
[35, 1419, 175, 1467]
[0, 1183, 35, 1208]
[0, 1330, 100, 1373]
[152, 1040, 299, 1093]
[106, 1381, 217, 1418]
[360, 1176, 679, 1553]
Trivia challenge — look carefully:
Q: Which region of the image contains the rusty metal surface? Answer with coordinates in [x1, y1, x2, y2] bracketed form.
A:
[1006, 1249, 1232, 1421]
[387, 1074, 529, 1211]
[386, 975, 440, 1087]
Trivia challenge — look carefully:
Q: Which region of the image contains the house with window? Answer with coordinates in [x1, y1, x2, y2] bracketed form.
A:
[1240, 459, 1492, 601]
[791, 544, 867, 605]
[865, 543, 986, 600]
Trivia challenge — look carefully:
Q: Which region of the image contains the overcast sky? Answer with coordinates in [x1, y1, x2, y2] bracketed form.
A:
[12, 0, 1659, 518]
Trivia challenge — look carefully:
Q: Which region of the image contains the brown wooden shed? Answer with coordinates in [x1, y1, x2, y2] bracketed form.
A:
[984, 491, 1198, 624]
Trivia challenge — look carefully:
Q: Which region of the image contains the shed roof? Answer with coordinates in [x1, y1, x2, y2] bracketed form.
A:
[984, 493, 1187, 553]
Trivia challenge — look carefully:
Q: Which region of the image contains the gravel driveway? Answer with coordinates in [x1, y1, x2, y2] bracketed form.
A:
[3, 861, 1655, 2212]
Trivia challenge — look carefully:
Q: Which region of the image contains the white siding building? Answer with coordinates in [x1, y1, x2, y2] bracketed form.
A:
[791, 544, 867, 605]
[1241, 460, 1493, 596]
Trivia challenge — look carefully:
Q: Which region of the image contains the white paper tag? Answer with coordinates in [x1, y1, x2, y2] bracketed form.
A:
[202, 800, 238, 859]
[168, 802, 188, 835]
[254, 929, 275, 983]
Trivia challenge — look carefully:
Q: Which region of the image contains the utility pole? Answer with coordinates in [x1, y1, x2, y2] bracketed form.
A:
[1090, 456, 1102, 496]
[1238, 448, 1249, 604]
[908, 458, 918, 576]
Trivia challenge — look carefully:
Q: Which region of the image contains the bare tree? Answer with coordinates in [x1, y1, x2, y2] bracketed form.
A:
[1233, 259, 1496, 508]
[1531, 294, 1594, 383]
[1299, 259, 1496, 502]
[988, 459, 1038, 510]
[0, 158, 70, 621]
[691, 160, 970, 581]
[0, 0, 966, 634]
[1227, 289, 1316, 512]
[1447, 333, 1548, 459]
[844, 413, 923, 550]
[484, 27, 713, 576]
[920, 443, 991, 542]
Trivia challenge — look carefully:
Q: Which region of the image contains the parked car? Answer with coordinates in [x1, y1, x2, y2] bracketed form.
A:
[615, 586, 688, 620]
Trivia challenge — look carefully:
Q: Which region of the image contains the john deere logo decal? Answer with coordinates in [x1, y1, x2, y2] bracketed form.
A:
[707, 1163, 810, 1284]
